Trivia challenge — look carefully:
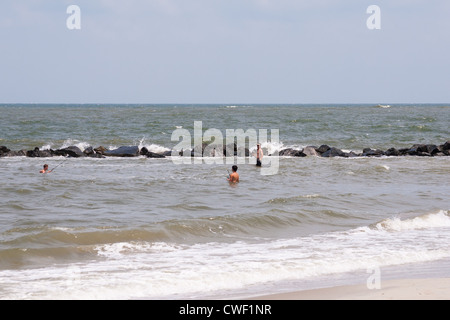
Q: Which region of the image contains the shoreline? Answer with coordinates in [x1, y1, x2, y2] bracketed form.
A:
[247, 278, 450, 300]
[236, 257, 450, 301]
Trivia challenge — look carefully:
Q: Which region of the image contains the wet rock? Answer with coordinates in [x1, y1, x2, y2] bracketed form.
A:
[417, 151, 432, 157]
[0, 146, 11, 156]
[344, 151, 360, 158]
[26, 147, 54, 157]
[316, 145, 331, 154]
[385, 148, 400, 156]
[161, 150, 173, 157]
[54, 146, 84, 158]
[439, 141, 450, 155]
[279, 148, 306, 157]
[321, 147, 345, 158]
[94, 146, 108, 155]
[303, 146, 319, 156]
[362, 148, 385, 157]
[412, 144, 438, 155]
[2, 150, 26, 157]
[83, 146, 95, 156]
[26, 147, 41, 157]
[146, 151, 166, 158]
[222, 143, 249, 157]
[140, 147, 149, 156]
[407, 145, 422, 156]
[104, 146, 140, 157]
[141, 146, 166, 158]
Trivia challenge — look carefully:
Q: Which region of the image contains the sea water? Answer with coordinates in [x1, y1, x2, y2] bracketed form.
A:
[0, 104, 449, 299]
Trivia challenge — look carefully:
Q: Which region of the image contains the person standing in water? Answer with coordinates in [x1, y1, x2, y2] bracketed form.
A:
[227, 165, 239, 183]
[39, 164, 52, 174]
[256, 144, 263, 167]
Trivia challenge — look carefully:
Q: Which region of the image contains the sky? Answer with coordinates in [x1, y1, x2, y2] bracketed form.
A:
[0, 0, 449, 104]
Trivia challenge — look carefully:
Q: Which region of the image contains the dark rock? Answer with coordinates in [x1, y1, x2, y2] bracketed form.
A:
[425, 144, 439, 155]
[398, 148, 410, 156]
[407, 145, 420, 155]
[11, 150, 27, 157]
[83, 146, 95, 156]
[140, 146, 166, 158]
[362, 148, 385, 157]
[321, 147, 345, 158]
[303, 146, 319, 156]
[54, 146, 84, 158]
[94, 146, 108, 155]
[80, 146, 104, 158]
[279, 148, 306, 157]
[440, 141, 450, 151]
[104, 146, 140, 157]
[223, 143, 238, 157]
[38, 150, 54, 157]
[140, 147, 149, 156]
[408, 144, 438, 156]
[222, 142, 250, 157]
[417, 151, 432, 157]
[1, 148, 26, 157]
[385, 148, 400, 156]
[0, 146, 11, 155]
[146, 151, 166, 158]
[26, 147, 40, 157]
[415, 145, 427, 153]
[415, 144, 438, 154]
[316, 145, 331, 154]
[344, 151, 360, 158]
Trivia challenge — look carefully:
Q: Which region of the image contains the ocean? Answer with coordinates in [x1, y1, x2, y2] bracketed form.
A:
[0, 104, 449, 299]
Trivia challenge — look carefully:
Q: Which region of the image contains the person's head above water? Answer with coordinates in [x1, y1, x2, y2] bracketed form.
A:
[232, 165, 238, 172]
[40, 164, 50, 173]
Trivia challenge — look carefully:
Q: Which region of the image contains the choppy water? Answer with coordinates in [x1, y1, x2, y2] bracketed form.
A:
[0, 104, 449, 299]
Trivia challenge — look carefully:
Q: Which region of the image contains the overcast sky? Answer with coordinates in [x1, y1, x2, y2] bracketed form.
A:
[1, 0, 449, 104]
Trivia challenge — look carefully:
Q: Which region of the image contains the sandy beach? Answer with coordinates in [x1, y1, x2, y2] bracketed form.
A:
[250, 278, 450, 300]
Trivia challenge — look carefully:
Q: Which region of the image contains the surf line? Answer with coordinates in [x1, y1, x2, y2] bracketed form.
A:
[170, 121, 279, 176]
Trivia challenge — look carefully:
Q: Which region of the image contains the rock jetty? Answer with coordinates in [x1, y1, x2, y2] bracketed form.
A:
[274, 141, 450, 158]
[0, 141, 449, 159]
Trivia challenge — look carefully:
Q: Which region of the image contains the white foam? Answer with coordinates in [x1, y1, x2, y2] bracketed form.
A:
[249, 141, 286, 155]
[41, 139, 91, 152]
[2, 211, 449, 299]
[41, 144, 53, 151]
[137, 137, 170, 154]
[224, 105, 254, 109]
[375, 210, 450, 232]
[60, 139, 91, 152]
